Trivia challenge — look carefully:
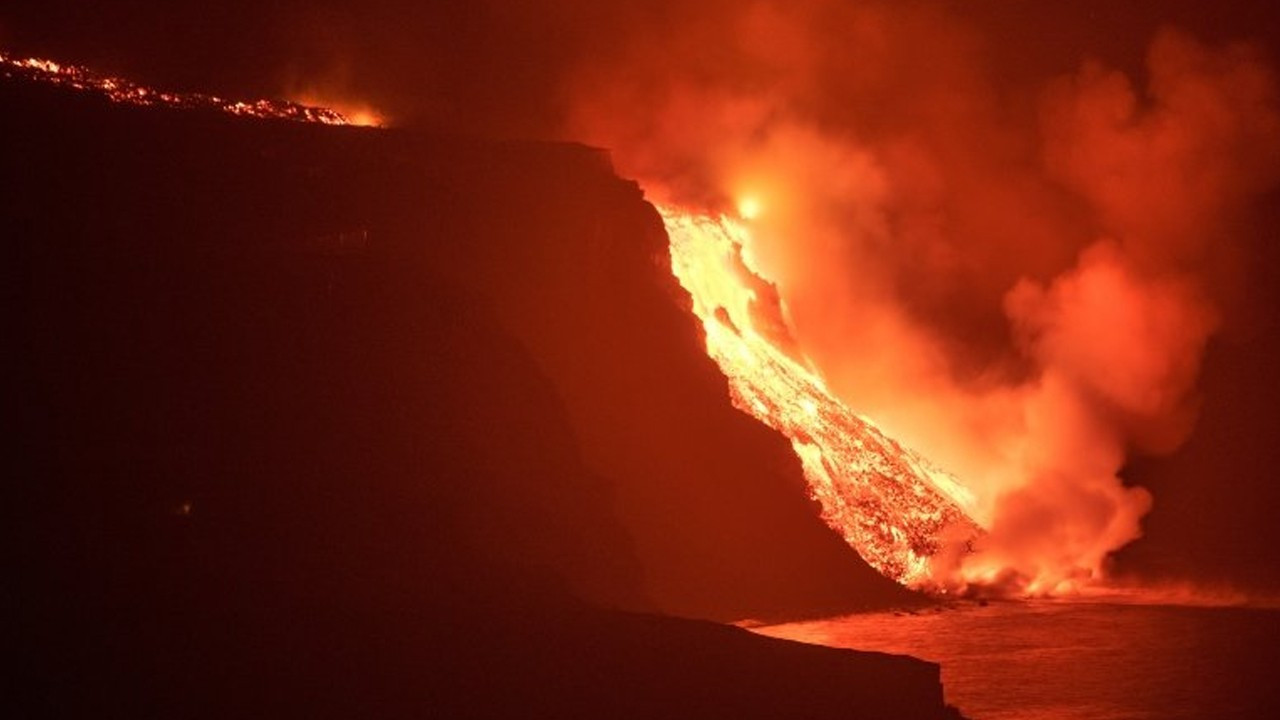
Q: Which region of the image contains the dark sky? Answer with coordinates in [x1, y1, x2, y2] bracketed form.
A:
[4, 1, 1279, 595]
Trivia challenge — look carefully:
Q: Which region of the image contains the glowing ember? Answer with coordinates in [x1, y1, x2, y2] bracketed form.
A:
[0, 51, 377, 126]
[662, 206, 983, 588]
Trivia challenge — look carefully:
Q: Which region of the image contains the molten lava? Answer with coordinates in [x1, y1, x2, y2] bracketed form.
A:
[0, 51, 376, 126]
[662, 206, 983, 588]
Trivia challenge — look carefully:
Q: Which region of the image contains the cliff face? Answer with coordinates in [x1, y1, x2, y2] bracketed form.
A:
[355, 136, 919, 620]
[6, 76, 956, 718]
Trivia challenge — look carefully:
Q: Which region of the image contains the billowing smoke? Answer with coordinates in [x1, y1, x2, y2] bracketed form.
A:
[566, 3, 1280, 593]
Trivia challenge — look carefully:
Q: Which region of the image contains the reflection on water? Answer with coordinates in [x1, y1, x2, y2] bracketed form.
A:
[755, 601, 1280, 720]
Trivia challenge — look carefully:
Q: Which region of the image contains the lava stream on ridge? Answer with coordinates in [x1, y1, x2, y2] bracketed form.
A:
[0, 51, 372, 126]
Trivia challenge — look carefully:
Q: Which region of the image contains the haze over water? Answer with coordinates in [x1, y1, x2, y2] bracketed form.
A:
[757, 601, 1280, 720]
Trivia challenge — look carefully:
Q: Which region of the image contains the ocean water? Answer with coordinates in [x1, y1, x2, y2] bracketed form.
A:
[755, 601, 1280, 720]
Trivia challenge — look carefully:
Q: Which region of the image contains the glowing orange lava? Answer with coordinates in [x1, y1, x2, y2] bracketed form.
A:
[662, 205, 983, 589]
[0, 51, 377, 127]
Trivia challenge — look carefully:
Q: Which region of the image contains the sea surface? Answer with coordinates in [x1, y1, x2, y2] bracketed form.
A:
[755, 601, 1280, 720]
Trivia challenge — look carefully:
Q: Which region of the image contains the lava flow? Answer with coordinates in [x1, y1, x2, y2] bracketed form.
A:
[662, 206, 982, 589]
[0, 51, 376, 126]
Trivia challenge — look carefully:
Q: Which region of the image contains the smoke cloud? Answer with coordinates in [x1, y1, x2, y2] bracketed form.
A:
[565, 4, 1280, 593]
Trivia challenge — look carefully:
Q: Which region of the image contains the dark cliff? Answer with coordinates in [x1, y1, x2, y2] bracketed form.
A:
[5, 76, 958, 718]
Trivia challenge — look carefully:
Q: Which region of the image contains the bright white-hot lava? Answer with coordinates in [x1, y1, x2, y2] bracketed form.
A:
[658, 196, 1200, 597]
[663, 207, 982, 588]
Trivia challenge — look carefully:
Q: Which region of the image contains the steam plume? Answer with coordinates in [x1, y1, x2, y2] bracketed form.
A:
[568, 4, 1280, 594]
